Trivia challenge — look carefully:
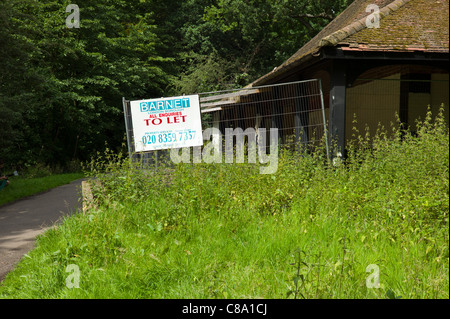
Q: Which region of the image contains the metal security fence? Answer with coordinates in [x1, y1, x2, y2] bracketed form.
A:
[123, 79, 329, 164]
[199, 79, 329, 155]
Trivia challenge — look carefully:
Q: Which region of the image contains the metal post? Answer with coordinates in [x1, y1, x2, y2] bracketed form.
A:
[329, 62, 347, 158]
[271, 86, 283, 145]
[294, 85, 309, 151]
[213, 112, 221, 151]
[122, 97, 133, 160]
[319, 80, 330, 160]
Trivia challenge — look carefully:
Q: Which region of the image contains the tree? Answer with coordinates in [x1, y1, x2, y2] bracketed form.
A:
[1, 0, 173, 166]
[0, 0, 43, 165]
[171, 0, 354, 93]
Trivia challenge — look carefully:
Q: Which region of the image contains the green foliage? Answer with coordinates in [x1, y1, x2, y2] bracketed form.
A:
[171, 0, 353, 93]
[171, 52, 236, 94]
[0, 107, 447, 299]
[0, 0, 173, 166]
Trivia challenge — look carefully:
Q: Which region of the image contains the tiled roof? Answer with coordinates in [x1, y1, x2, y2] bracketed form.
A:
[342, 0, 449, 52]
[252, 0, 449, 86]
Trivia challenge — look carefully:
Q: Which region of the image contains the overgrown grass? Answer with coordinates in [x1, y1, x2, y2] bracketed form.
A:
[0, 173, 85, 206]
[0, 108, 448, 299]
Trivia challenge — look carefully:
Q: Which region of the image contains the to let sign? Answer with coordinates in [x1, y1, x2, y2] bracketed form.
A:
[130, 95, 203, 152]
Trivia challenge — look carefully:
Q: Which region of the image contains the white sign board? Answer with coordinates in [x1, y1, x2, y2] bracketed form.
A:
[130, 95, 203, 152]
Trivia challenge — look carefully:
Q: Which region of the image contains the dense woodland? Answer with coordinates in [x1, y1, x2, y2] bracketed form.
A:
[0, 0, 353, 168]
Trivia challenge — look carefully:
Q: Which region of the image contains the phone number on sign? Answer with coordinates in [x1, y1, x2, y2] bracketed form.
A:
[142, 131, 197, 145]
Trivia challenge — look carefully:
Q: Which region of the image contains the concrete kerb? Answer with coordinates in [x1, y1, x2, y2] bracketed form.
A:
[81, 180, 101, 214]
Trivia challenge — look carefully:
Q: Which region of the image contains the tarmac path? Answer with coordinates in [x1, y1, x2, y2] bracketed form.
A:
[0, 179, 84, 282]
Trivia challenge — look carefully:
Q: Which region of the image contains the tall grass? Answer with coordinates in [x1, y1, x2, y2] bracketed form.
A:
[0, 108, 448, 299]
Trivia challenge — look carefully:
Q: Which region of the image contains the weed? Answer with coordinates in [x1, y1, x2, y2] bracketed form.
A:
[0, 106, 448, 299]
[286, 248, 308, 299]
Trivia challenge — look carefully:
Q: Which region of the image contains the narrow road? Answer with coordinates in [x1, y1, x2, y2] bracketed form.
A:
[0, 179, 84, 282]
